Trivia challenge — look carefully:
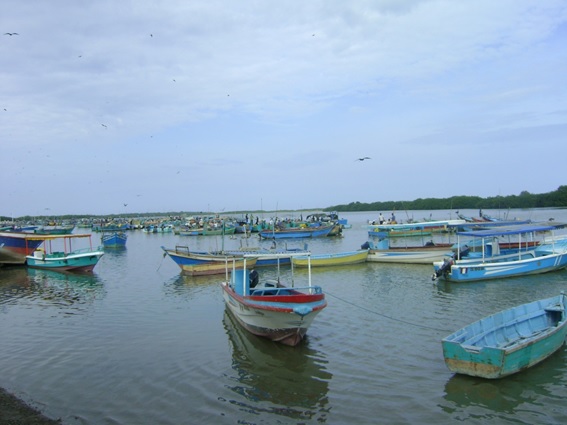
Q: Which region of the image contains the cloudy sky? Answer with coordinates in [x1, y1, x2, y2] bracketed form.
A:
[2, 1, 566, 217]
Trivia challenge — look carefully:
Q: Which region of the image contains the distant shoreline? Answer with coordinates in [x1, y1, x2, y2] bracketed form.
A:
[0, 387, 61, 424]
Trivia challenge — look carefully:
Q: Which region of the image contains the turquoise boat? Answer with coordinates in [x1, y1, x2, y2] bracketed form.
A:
[258, 224, 334, 239]
[25, 234, 104, 272]
[442, 293, 567, 379]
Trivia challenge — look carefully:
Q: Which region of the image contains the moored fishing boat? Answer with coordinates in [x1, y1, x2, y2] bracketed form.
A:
[25, 234, 104, 272]
[220, 253, 327, 346]
[442, 293, 567, 379]
[34, 224, 75, 235]
[432, 224, 567, 282]
[258, 224, 334, 239]
[101, 231, 128, 248]
[368, 220, 466, 238]
[161, 245, 257, 276]
[0, 231, 46, 265]
[292, 249, 368, 267]
[363, 231, 453, 264]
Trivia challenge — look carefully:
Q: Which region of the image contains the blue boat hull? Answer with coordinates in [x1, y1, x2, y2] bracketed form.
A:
[433, 251, 567, 282]
[102, 232, 128, 248]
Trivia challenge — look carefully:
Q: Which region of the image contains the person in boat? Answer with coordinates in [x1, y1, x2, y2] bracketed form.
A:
[378, 213, 385, 224]
[249, 269, 259, 288]
[391, 212, 396, 223]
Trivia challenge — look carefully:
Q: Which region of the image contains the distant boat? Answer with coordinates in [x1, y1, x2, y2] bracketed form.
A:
[25, 234, 104, 272]
[292, 249, 368, 267]
[363, 231, 453, 264]
[368, 220, 466, 238]
[258, 224, 334, 239]
[234, 244, 309, 267]
[161, 245, 257, 276]
[34, 224, 75, 235]
[0, 231, 45, 265]
[442, 293, 567, 379]
[432, 224, 567, 282]
[220, 253, 327, 346]
[101, 231, 127, 248]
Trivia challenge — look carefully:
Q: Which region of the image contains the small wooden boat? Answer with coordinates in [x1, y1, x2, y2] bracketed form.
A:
[161, 245, 257, 276]
[202, 225, 236, 236]
[368, 220, 466, 238]
[363, 231, 453, 264]
[34, 224, 75, 235]
[0, 231, 45, 265]
[101, 231, 128, 248]
[442, 293, 567, 379]
[258, 224, 334, 239]
[220, 253, 327, 346]
[25, 234, 104, 272]
[292, 249, 368, 267]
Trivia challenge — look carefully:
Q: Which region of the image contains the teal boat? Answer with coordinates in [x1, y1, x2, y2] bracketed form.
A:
[442, 293, 567, 379]
[25, 234, 104, 272]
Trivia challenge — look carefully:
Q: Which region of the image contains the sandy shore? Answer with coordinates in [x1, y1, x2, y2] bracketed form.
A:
[0, 387, 61, 424]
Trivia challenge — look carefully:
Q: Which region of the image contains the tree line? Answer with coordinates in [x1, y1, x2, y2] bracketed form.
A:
[324, 186, 567, 212]
[3, 186, 566, 222]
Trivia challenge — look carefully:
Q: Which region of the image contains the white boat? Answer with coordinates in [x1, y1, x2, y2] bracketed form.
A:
[363, 231, 453, 264]
[220, 253, 327, 346]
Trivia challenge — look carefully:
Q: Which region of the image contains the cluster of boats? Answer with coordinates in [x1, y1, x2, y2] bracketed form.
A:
[2, 212, 567, 379]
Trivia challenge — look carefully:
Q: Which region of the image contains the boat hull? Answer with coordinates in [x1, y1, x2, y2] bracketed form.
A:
[442, 294, 567, 378]
[367, 247, 452, 264]
[0, 232, 45, 265]
[433, 251, 567, 282]
[221, 282, 326, 346]
[101, 232, 127, 248]
[26, 250, 104, 272]
[162, 246, 257, 276]
[258, 225, 334, 239]
[292, 250, 368, 267]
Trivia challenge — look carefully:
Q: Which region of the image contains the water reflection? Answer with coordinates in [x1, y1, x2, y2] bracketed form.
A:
[440, 348, 567, 419]
[0, 266, 105, 310]
[163, 273, 220, 298]
[222, 309, 332, 422]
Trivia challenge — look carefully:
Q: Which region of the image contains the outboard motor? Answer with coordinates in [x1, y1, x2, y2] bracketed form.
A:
[432, 257, 454, 281]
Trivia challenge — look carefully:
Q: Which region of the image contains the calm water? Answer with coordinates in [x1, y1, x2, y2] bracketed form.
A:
[1, 209, 567, 424]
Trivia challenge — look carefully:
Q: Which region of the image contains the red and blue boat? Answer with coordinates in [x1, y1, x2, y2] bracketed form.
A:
[0, 231, 46, 265]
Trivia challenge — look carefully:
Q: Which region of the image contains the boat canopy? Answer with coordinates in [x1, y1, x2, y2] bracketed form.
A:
[457, 224, 556, 238]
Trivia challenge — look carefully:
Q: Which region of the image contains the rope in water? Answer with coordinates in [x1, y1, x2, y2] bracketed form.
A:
[325, 290, 450, 333]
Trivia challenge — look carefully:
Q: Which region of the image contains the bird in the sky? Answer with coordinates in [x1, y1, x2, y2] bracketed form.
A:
[124, 203, 128, 207]
[356, 157, 371, 161]
[101, 124, 107, 128]
[4, 32, 18, 36]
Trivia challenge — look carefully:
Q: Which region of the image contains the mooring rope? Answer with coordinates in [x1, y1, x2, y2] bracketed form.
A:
[325, 290, 450, 333]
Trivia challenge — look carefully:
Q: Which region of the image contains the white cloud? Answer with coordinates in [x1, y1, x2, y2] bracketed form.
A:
[1, 0, 567, 215]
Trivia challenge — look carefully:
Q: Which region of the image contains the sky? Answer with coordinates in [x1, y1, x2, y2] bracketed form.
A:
[2, 0, 567, 217]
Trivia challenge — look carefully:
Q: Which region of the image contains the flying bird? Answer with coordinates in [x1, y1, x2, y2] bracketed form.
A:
[101, 124, 107, 128]
[4, 32, 18, 36]
[124, 203, 128, 207]
[356, 157, 371, 161]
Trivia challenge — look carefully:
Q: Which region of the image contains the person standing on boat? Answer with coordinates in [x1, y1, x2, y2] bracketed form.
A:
[379, 213, 385, 224]
[391, 212, 396, 223]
